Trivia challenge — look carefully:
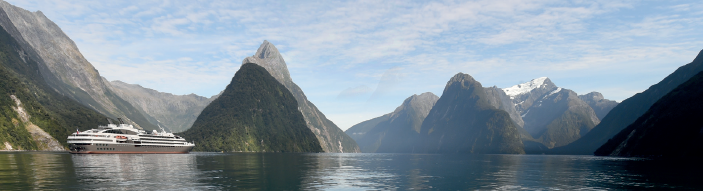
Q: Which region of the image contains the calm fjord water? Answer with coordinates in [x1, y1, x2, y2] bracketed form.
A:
[0, 152, 700, 190]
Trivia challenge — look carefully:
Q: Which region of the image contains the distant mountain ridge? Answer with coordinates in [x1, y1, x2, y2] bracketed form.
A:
[242, 41, 360, 153]
[345, 92, 438, 153]
[107, 80, 220, 133]
[579, 92, 618, 120]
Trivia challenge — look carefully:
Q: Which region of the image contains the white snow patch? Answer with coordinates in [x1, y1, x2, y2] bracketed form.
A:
[503, 77, 548, 99]
[521, 110, 530, 118]
[545, 87, 562, 98]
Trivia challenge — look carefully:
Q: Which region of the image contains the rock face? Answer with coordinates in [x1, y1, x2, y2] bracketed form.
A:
[0, 20, 107, 151]
[181, 63, 322, 152]
[553, 49, 703, 155]
[9, 95, 63, 151]
[0, 1, 156, 130]
[107, 80, 220, 133]
[595, 71, 703, 157]
[419, 73, 525, 154]
[345, 92, 439, 153]
[484, 86, 524, 127]
[578, 92, 618, 120]
[242, 40, 360, 153]
[521, 88, 600, 149]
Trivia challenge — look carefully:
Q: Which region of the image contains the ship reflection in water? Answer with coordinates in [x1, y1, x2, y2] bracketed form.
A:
[0, 152, 701, 190]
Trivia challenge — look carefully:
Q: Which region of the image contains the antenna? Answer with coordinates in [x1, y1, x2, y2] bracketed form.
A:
[117, 118, 125, 124]
[107, 118, 114, 124]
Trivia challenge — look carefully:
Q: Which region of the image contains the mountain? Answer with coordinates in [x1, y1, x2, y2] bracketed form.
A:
[553, 49, 703, 155]
[521, 88, 600, 149]
[344, 92, 439, 153]
[595, 71, 703, 157]
[0, 1, 156, 130]
[500, 77, 603, 152]
[107, 80, 220, 133]
[419, 73, 524, 154]
[180, 63, 322, 152]
[242, 41, 359, 153]
[578, 92, 618, 120]
[0, 17, 108, 151]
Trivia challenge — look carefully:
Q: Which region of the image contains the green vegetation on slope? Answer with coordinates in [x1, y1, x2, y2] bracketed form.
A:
[595, 71, 703, 157]
[0, 24, 108, 149]
[180, 63, 322, 152]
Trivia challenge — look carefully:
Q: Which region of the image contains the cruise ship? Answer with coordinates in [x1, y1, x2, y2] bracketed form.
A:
[67, 119, 195, 154]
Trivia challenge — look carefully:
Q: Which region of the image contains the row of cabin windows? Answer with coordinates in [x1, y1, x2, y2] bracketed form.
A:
[98, 148, 114, 151]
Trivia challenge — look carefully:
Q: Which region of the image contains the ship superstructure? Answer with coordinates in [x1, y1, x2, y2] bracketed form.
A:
[67, 119, 195, 154]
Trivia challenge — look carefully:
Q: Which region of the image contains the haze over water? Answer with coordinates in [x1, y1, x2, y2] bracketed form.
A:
[0, 152, 700, 190]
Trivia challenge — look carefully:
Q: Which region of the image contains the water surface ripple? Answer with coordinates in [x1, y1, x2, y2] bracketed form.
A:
[0, 152, 699, 190]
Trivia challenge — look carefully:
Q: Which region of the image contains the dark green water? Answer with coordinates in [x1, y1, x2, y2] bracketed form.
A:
[0, 152, 700, 190]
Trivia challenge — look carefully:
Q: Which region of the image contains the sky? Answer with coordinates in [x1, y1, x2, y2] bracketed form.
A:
[6, 0, 703, 131]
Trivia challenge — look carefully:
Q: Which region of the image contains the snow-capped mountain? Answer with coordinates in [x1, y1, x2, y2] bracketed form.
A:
[500, 77, 617, 152]
[502, 77, 558, 115]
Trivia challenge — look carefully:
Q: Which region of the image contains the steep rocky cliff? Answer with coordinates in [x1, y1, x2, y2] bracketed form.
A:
[242, 41, 360, 153]
[419, 73, 524, 154]
[0, 1, 156, 130]
[595, 71, 703, 157]
[107, 80, 220, 133]
[0, 19, 108, 151]
[345, 92, 438, 153]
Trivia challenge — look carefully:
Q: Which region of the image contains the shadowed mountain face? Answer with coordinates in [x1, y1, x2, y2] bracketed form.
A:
[0, 19, 108, 151]
[419, 73, 525, 154]
[180, 63, 322, 152]
[595, 71, 703, 157]
[521, 88, 599, 149]
[0, 2, 156, 130]
[107, 81, 220, 133]
[579, 92, 618, 120]
[345, 92, 439, 153]
[242, 41, 360, 153]
[553, 49, 703, 155]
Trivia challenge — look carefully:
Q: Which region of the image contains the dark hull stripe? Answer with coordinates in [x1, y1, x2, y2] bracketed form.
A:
[70, 151, 190, 154]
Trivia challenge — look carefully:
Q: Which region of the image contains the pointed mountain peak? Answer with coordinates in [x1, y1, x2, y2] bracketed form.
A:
[255, 40, 278, 59]
[502, 77, 556, 99]
[444, 73, 479, 91]
[242, 40, 292, 83]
